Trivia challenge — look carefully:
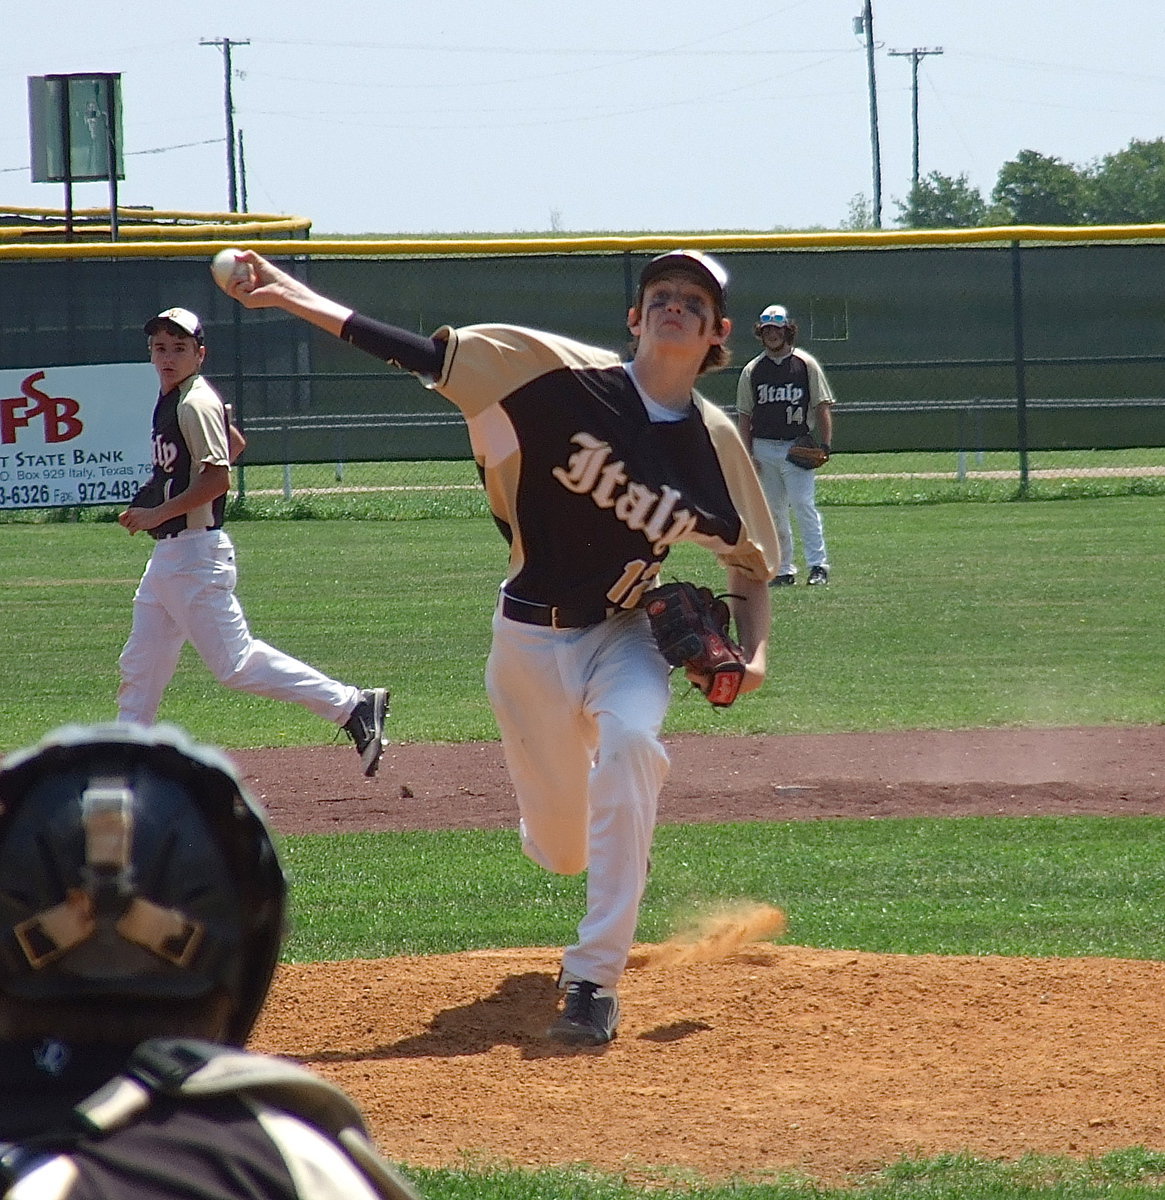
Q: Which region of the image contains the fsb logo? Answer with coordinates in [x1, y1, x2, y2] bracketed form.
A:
[1, 371, 84, 444]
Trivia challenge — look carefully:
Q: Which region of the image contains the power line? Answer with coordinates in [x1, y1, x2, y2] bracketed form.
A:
[888, 47, 944, 189]
[0, 138, 225, 177]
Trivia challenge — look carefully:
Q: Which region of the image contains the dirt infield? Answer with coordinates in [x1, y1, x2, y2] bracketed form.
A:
[240, 726, 1165, 1182]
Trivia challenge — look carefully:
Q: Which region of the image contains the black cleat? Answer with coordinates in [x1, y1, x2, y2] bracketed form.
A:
[769, 574, 796, 588]
[548, 980, 619, 1046]
[343, 687, 389, 777]
[807, 566, 829, 586]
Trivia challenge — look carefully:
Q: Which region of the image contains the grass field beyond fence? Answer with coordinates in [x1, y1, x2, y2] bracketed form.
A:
[2, 494, 1161, 749]
[4, 450, 1165, 529]
[225, 449, 1165, 512]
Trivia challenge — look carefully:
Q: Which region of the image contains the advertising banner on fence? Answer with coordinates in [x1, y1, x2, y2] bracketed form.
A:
[0, 363, 155, 510]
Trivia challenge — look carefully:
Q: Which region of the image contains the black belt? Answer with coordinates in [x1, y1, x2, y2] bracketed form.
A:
[153, 527, 215, 541]
[501, 593, 618, 630]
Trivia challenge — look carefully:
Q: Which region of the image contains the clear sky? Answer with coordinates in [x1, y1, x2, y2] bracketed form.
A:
[2, 2, 1162, 236]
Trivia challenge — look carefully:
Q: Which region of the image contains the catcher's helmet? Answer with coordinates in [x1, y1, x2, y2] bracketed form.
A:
[0, 723, 286, 1045]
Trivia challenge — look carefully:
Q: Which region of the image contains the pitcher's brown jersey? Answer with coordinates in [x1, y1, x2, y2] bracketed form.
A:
[432, 325, 778, 610]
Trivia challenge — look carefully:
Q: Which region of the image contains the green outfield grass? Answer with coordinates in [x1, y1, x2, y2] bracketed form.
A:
[225, 448, 1165, 510]
[278, 815, 1165, 963]
[1, 495, 1162, 750]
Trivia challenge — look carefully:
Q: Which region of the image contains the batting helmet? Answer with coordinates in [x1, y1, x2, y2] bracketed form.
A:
[754, 304, 798, 343]
[0, 723, 286, 1045]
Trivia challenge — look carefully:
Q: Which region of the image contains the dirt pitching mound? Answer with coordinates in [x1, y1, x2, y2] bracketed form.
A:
[252, 944, 1165, 1184]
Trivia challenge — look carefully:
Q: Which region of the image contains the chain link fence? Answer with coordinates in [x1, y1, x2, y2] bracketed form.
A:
[2, 234, 1163, 513]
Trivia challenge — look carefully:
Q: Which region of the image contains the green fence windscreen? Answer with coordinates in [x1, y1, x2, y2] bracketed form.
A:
[2, 243, 1162, 462]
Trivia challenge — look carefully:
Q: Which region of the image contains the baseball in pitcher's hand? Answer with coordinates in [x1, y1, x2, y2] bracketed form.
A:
[227, 251, 307, 312]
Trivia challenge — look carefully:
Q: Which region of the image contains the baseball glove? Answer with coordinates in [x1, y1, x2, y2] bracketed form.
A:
[786, 434, 830, 470]
[642, 582, 747, 708]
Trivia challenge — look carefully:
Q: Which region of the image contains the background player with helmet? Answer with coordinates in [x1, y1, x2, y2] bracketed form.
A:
[0, 721, 418, 1200]
[118, 307, 388, 777]
[735, 304, 835, 586]
[217, 247, 779, 1047]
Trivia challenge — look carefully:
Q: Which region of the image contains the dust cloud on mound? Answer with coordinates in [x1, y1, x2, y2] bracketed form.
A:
[629, 902, 787, 969]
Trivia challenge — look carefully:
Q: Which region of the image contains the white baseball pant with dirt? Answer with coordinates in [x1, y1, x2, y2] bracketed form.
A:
[485, 604, 671, 989]
[749, 437, 828, 577]
[117, 528, 361, 726]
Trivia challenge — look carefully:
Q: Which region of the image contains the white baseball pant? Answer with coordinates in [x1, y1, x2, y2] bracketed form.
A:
[750, 437, 828, 576]
[485, 604, 671, 989]
[117, 529, 361, 726]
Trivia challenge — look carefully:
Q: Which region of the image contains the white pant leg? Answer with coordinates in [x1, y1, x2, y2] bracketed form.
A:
[571, 615, 671, 986]
[486, 606, 671, 987]
[751, 440, 795, 576]
[486, 612, 598, 876]
[131, 531, 360, 723]
[784, 457, 828, 569]
[117, 556, 187, 724]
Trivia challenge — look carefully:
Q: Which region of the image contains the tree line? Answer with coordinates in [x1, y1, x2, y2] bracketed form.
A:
[846, 138, 1165, 229]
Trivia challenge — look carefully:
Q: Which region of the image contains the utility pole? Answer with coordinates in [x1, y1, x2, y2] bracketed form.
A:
[889, 46, 943, 189]
[853, 2, 882, 228]
[238, 129, 249, 212]
[201, 37, 249, 212]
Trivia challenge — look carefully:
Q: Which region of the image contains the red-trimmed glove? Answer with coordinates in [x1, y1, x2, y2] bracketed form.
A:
[642, 582, 746, 708]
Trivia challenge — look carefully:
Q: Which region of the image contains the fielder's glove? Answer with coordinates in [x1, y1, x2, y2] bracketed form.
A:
[127, 477, 165, 511]
[642, 582, 747, 708]
[786, 434, 830, 470]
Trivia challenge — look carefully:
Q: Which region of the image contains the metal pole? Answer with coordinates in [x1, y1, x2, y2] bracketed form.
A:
[103, 77, 119, 241]
[224, 40, 238, 212]
[58, 80, 74, 241]
[238, 128, 249, 212]
[1010, 241, 1030, 494]
[910, 53, 919, 186]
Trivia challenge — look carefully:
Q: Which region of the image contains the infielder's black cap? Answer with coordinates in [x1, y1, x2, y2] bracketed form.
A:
[638, 250, 729, 311]
[144, 307, 204, 342]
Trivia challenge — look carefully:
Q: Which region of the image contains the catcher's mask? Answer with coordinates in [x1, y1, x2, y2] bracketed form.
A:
[0, 722, 286, 1045]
